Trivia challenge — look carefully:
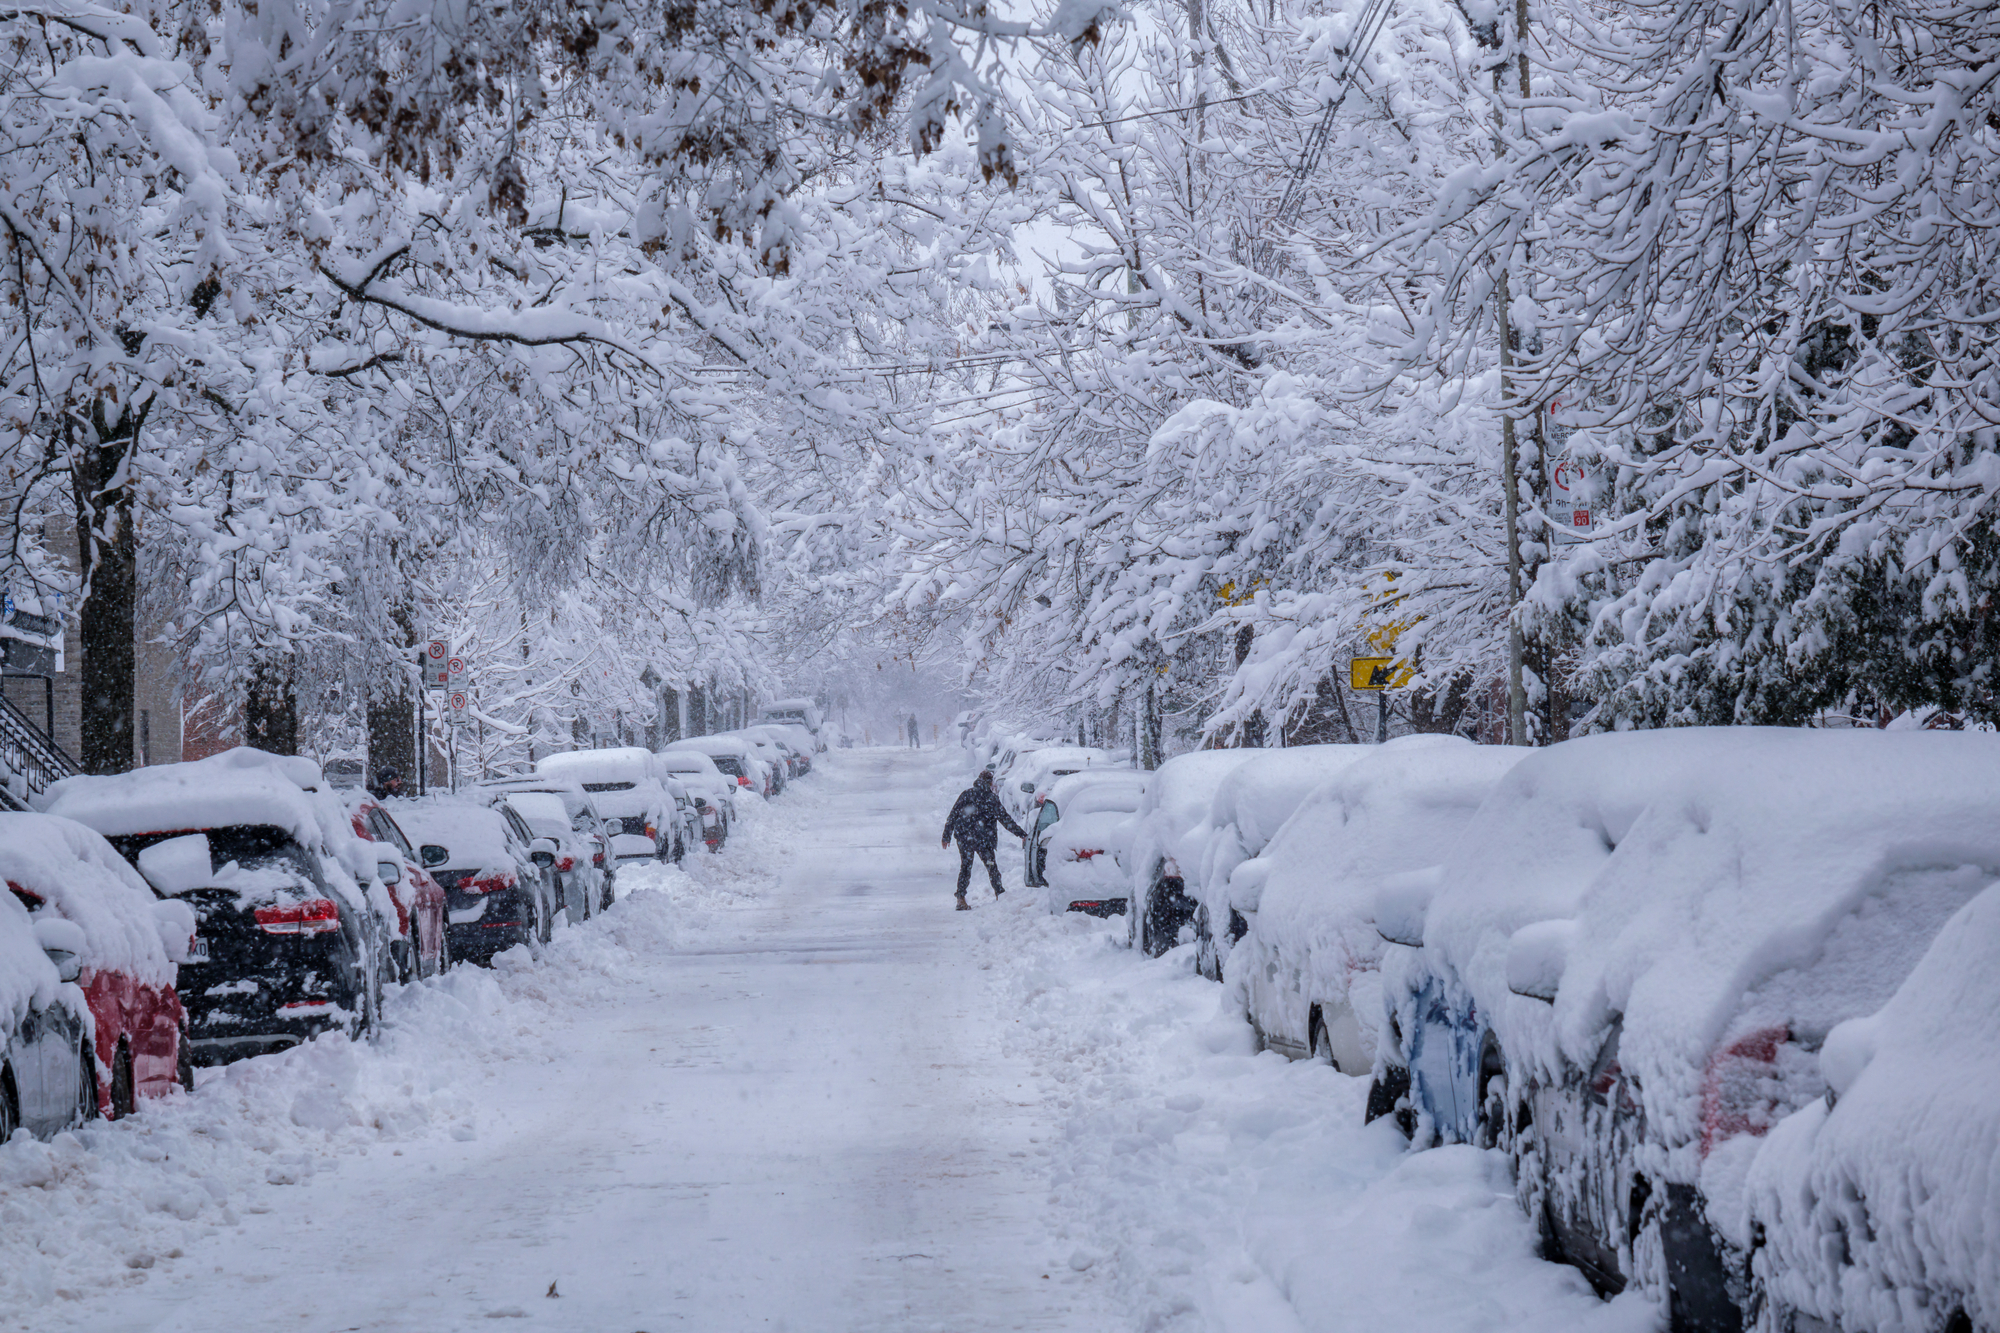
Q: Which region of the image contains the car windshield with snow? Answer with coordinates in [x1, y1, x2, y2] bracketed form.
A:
[394, 801, 555, 961]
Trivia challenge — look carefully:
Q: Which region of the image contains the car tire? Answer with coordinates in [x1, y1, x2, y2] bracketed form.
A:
[0, 1062, 17, 1141]
[1311, 1016, 1336, 1066]
[601, 877, 614, 913]
[74, 1042, 100, 1127]
[177, 1029, 195, 1093]
[1366, 1064, 1413, 1136]
[436, 916, 453, 974]
[537, 882, 554, 944]
[110, 1042, 137, 1119]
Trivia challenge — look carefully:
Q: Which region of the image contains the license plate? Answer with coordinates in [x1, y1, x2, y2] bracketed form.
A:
[187, 936, 211, 962]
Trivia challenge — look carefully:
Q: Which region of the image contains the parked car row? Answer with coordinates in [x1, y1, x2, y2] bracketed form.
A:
[0, 716, 820, 1142]
[1043, 727, 2000, 1333]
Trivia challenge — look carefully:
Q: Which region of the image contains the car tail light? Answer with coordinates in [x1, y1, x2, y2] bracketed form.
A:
[1700, 1025, 1791, 1157]
[1071, 849, 1103, 861]
[557, 855, 575, 872]
[464, 874, 515, 895]
[1069, 901, 1104, 912]
[593, 851, 605, 868]
[645, 823, 656, 840]
[254, 899, 341, 935]
[737, 776, 751, 786]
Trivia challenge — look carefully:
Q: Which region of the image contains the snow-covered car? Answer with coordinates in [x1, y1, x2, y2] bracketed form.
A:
[1001, 745, 1123, 823]
[654, 749, 734, 850]
[757, 698, 824, 749]
[746, 722, 815, 776]
[1032, 770, 1150, 916]
[42, 748, 394, 1066]
[718, 731, 788, 793]
[1, 812, 192, 1124]
[1126, 749, 1264, 957]
[667, 736, 769, 798]
[1374, 728, 2000, 1332]
[1186, 742, 1375, 981]
[1743, 878, 2000, 1333]
[479, 779, 613, 922]
[535, 747, 696, 863]
[1235, 736, 1524, 1074]
[347, 797, 448, 982]
[394, 801, 557, 962]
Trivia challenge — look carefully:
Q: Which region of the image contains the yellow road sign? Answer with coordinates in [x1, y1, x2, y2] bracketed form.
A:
[1350, 656, 1415, 691]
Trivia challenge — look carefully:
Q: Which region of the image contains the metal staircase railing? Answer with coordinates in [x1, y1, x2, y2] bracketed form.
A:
[0, 688, 79, 810]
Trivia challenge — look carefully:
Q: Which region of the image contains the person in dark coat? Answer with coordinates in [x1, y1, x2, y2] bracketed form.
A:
[941, 770, 1025, 909]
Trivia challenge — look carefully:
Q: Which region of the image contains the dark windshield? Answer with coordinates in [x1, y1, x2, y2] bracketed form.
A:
[709, 756, 746, 778]
[581, 782, 636, 792]
[109, 825, 325, 896]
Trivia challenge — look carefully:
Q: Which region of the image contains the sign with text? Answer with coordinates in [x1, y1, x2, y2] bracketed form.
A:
[424, 639, 449, 689]
[445, 689, 471, 725]
[1548, 461, 1597, 545]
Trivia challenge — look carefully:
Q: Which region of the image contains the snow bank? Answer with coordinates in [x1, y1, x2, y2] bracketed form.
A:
[1744, 882, 2000, 1333]
[0, 834, 761, 1316]
[975, 888, 1655, 1333]
[1238, 737, 1525, 1069]
[0, 813, 180, 989]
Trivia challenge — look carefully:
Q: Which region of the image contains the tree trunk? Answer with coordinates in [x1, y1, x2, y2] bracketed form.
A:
[245, 659, 299, 755]
[368, 610, 417, 784]
[71, 403, 146, 776]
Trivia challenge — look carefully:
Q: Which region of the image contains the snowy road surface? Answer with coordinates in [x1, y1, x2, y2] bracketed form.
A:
[7, 749, 1661, 1333]
[13, 751, 1113, 1333]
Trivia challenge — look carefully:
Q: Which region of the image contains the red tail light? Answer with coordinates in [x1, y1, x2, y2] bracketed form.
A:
[644, 823, 656, 841]
[1071, 849, 1103, 861]
[593, 852, 605, 868]
[1700, 1025, 1790, 1157]
[737, 776, 751, 786]
[557, 855, 576, 872]
[464, 874, 516, 895]
[255, 899, 341, 935]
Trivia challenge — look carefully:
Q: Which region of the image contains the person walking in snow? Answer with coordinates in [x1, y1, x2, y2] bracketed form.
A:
[908, 715, 921, 748]
[941, 770, 1025, 909]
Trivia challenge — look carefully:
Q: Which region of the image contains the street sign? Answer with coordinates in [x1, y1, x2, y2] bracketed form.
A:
[446, 656, 468, 689]
[446, 689, 471, 725]
[1549, 460, 1596, 545]
[424, 639, 449, 689]
[1350, 656, 1414, 691]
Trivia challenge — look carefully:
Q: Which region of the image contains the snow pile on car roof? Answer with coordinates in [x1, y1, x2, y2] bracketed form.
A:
[1744, 882, 2000, 1333]
[38, 747, 327, 844]
[1193, 743, 1376, 928]
[536, 748, 653, 784]
[394, 804, 520, 872]
[1422, 728, 2000, 1164]
[0, 813, 180, 987]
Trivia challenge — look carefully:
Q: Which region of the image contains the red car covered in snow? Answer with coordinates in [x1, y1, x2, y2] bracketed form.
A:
[348, 797, 449, 980]
[1, 811, 192, 1126]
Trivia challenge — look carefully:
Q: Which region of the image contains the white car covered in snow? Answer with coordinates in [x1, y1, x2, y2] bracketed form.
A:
[1186, 742, 1375, 981]
[1373, 727, 2000, 1332]
[654, 749, 736, 849]
[1743, 879, 2000, 1333]
[536, 747, 698, 864]
[1235, 735, 1524, 1073]
[1001, 746, 1126, 824]
[1125, 749, 1263, 957]
[1029, 770, 1149, 916]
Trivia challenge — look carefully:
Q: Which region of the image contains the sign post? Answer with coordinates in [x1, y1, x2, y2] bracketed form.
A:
[1548, 460, 1596, 545]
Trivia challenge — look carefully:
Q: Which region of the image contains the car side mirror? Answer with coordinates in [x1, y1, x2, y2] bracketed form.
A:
[528, 837, 559, 865]
[693, 796, 708, 809]
[1374, 867, 1443, 949]
[420, 845, 450, 868]
[34, 917, 85, 983]
[1020, 781, 1035, 793]
[1506, 920, 1577, 1003]
[377, 860, 403, 886]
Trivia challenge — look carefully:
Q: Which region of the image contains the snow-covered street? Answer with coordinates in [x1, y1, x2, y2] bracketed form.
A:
[6, 749, 1118, 1331]
[2, 747, 1683, 1333]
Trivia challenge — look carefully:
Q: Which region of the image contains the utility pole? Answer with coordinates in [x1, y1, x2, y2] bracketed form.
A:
[1489, 0, 1533, 747]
